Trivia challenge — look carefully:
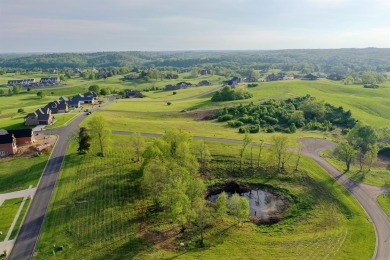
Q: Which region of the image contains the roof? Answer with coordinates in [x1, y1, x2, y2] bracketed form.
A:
[0, 129, 9, 135]
[0, 134, 15, 144]
[84, 91, 99, 98]
[59, 96, 69, 101]
[7, 129, 33, 138]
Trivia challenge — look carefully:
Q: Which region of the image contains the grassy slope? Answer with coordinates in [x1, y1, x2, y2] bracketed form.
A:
[0, 154, 49, 193]
[10, 198, 31, 240]
[377, 194, 390, 217]
[321, 151, 390, 187]
[36, 136, 375, 259]
[0, 198, 23, 242]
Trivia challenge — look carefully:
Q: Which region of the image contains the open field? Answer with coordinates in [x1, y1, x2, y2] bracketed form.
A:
[377, 194, 390, 217]
[0, 198, 23, 242]
[0, 154, 49, 193]
[45, 113, 81, 130]
[35, 135, 375, 259]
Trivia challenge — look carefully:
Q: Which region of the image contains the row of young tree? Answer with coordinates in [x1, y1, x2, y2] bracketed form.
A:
[334, 123, 379, 172]
[216, 95, 356, 133]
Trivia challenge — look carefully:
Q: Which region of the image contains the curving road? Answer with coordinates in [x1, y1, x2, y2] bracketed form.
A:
[300, 138, 390, 260]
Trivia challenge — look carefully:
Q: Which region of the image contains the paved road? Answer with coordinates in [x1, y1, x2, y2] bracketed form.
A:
[9, 101, 112, 260]
[300, 138, 390, 260]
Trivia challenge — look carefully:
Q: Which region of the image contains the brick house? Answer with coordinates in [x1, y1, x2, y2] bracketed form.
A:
[6, 129, 35, 146]
[0, 134, 17, 157]
[25, 107, 53, 126]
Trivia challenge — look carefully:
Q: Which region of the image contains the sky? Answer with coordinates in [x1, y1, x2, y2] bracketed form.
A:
[0, 0, 389, 52]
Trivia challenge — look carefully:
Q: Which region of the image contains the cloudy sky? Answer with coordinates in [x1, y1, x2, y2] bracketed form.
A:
[0, 0, 389, 52]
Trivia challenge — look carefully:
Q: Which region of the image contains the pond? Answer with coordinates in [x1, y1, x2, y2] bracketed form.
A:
[208, 189, 287, 218]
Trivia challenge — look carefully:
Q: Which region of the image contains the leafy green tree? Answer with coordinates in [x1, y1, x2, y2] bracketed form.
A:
[37, 91, 46, 99]
[289, 123, 297, 133]
[228, 194, 250, 225]
[294, 141, 303, 171]
[143, 159, 167, 207]
[364, 144, 379, 172]
[89, 84, 100, 93]
[12, 86, 20, 94]
[300, 99, 325, 121]
[88, 115, 111, 156]
[194, 140, 211, 174]
[271, 135, 292, 172]
[348, 123, 378, 152]
[192, 198, 214, 247]
[131, 132, 145, 162]
[215, 192, 228, 218]
[334, 141, 357, 171]
[0, 89, 5, 95]
[77, 127, 91, 154]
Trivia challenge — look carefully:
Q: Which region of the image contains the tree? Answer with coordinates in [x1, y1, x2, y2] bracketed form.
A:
[228, 194, 250, 225]
[0, 89, 5, 95]
[131, 132, 145, 162]
[271, 135, 292, 172]
[100, 88, 111, 96]
[37, 91, 46, 99]
[88, 115, 111, 156]
[334, 141, 357, 171]
[194, 140, 211, 174]
[289, 123, 297, 133]
[348, 123, 378, 153]
[192, 198, 213, 247]
[215, 192, 228, 218]
[143, 159, 167, 207]
[12, 86, 20, 94]
[239, 132, 252, 170]
[89, 84, 100, 93]
[364, 144, 379, 172]
[77, 127, 91, 154]
[257, 138, 265, 168]
[190, 69, 199, 78]
[294, 141, 303, 171]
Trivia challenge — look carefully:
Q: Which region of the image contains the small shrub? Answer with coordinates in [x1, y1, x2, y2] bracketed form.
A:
[218, 114, 234, 122]
[173, 92, 177, 95]
[17, 108, 24, 113]
[227, 120, 244, 128]
[167, 102, 172, 106]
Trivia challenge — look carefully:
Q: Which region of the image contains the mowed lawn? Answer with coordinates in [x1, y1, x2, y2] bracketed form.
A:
[0, 198, 23, 242]
[0, 154, 49, 193]
[36, 136, 375, 259]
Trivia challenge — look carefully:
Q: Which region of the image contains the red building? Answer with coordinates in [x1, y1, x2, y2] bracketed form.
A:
[6, 129, 35, 146]
[0, 134, 17, 157]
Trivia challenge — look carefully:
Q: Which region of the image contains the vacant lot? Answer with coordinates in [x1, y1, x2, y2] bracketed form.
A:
[36, 136, 375, 259]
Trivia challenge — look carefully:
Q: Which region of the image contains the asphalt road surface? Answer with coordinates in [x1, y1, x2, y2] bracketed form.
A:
[9, 101, 112, 260]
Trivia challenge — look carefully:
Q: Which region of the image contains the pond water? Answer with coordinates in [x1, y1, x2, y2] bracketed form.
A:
[208, 189, 286, 218]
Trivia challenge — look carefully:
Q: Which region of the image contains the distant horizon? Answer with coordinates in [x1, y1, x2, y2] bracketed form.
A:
[0, 47, 388, 55]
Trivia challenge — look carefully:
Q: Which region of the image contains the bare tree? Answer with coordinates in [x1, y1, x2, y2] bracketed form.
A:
[195, 140, 211, 174]
[257, 138, 264, 169]
[294, 141, 303, 171]
[131, 132, 145, 162]
[239, 132, 252, 170]
[334, 141, 357, 171]
[88, 115, 111, 156]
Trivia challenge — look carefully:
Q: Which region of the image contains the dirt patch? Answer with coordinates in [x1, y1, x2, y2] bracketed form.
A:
[188, 109, 217, 121]
[0, 133, 57, 162]
[140, 224, 181, 251]
[373, 156, 390, 169]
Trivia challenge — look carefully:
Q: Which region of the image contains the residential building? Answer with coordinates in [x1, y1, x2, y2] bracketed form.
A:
[25, 107, 53, 126]
[40, 77, 60, 84]
[0, 134, 17, 157]
[7, 79, 35, 86]
[4, 129, 35, 146]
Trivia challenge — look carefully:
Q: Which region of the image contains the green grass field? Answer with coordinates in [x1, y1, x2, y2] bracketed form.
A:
[0, 198, 23, 242]
[0, 154, 49, 193]
[45, 113, 81, 129]
[377, 194, 390, 217]
[9, 198, 31, 240]
[35, 135, 375, 259]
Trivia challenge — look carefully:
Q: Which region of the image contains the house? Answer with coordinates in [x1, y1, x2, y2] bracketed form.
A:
[245, 77, 258, 82]
[123, 74, 138, 80]
[25, 107, 53, 126]
[283, 75, 294, 80]
[44, 99, 69, 114]
[224, 77, 240, 87]
[0, 134, 17, 157]
[68, 99, 81, 108]
[40, 77, 60, 84]
[200, 69, 210, 75]
[7, 79, 35, 86]
[124, 89, 145, 98]
[164, 82, 192, 91]
[302, 74, 319, 80]
[198, 80, 212, 86]
[83, 91, 99, 104]
[326, 74, 344, 81]
[5, 129, 35, 146]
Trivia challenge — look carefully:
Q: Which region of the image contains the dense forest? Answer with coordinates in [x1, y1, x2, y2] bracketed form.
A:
[0, 48, 389, 73]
